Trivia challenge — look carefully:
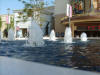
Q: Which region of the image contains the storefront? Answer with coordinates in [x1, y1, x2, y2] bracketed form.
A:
[16, 26, 27, 38]
[61, 15, 100, 37]
[74, 23, 100, 37]
[60, 0, 100, 37]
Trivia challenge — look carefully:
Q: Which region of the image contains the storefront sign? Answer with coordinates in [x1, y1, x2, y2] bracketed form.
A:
[88, 26, 100, 30]
[77, 25, 100, 31]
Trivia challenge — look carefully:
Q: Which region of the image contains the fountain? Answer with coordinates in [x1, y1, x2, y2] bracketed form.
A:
[8, 29, 15, 41]
[0, 31, 1, 42]
[1, 29, 100, 73]
[64, 27, 72, 43]
[80, 32, 88, 41]
[49, 30, 56, 41]
[27, 20, 44, 47]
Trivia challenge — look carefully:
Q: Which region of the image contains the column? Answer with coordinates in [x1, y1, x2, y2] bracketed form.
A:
[71, 23, 75, 37]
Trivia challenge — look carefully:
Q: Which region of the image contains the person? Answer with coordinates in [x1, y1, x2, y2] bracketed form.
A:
[3, 29, 8, 38]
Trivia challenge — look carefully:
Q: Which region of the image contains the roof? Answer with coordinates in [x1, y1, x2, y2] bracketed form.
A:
[0, 14, 14, 17]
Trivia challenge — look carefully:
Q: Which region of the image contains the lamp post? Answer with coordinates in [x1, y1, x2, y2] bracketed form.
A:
[7, 8, 10, 26]
[7, 8, 10, 38]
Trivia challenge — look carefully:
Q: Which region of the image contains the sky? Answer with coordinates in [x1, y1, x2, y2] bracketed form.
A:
[0, 0, 54, 14]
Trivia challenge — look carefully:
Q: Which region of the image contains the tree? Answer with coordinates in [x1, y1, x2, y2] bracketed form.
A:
[19, 0, 55, 28]
[18, 0, 45, 21]
[19, 0, 55, 20]
[0, 16, 2, 30]
[9, 17, 14, 29]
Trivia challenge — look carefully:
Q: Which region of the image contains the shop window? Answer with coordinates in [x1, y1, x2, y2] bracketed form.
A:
[56, 32, 60, 37]
[61, 32, 64, 37]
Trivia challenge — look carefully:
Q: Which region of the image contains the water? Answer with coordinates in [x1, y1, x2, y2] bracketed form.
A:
[64, 27, 72, 43]
[0, 39, 100, 73]
[8, 29, 15, 41]
[80, 32, 88, 41]
[27, 20, 44, 47]
[49, 30, 56, 41]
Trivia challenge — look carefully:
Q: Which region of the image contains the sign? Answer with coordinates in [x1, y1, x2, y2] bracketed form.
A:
[66, 4, 72, 17]
[6, 15, 10, 24]
[77, 25, 100, 31]
[88, 26, 100, 30]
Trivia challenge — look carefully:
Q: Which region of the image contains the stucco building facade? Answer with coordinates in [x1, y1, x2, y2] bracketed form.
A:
[0, 14, 14, 38]
[55, 0, 100, 37]
[13, 6, 54, 38]
[54, 0, 69, 37]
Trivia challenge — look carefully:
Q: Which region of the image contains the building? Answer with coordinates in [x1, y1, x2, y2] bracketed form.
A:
[13, 10, 31, 38]
[55, 0, 100, 37]
[0, 14, 14, 38]
[13, 6, 54, 38]
[40, 6, 55, 35]
[54, 0, 69, 37]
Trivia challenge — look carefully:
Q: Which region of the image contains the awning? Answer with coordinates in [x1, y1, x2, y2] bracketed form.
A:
[61, 14, 100, 24]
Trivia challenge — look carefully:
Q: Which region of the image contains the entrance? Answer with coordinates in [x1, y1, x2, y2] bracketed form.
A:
[16, 28, 27, 38]
[22, 29, 27, 37]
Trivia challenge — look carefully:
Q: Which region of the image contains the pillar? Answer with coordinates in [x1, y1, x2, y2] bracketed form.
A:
[71, 23, 75, 37]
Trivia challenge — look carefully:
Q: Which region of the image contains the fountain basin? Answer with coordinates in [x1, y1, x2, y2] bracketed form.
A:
[0, 56, 99, 75]
[0, 39, 100, 73]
